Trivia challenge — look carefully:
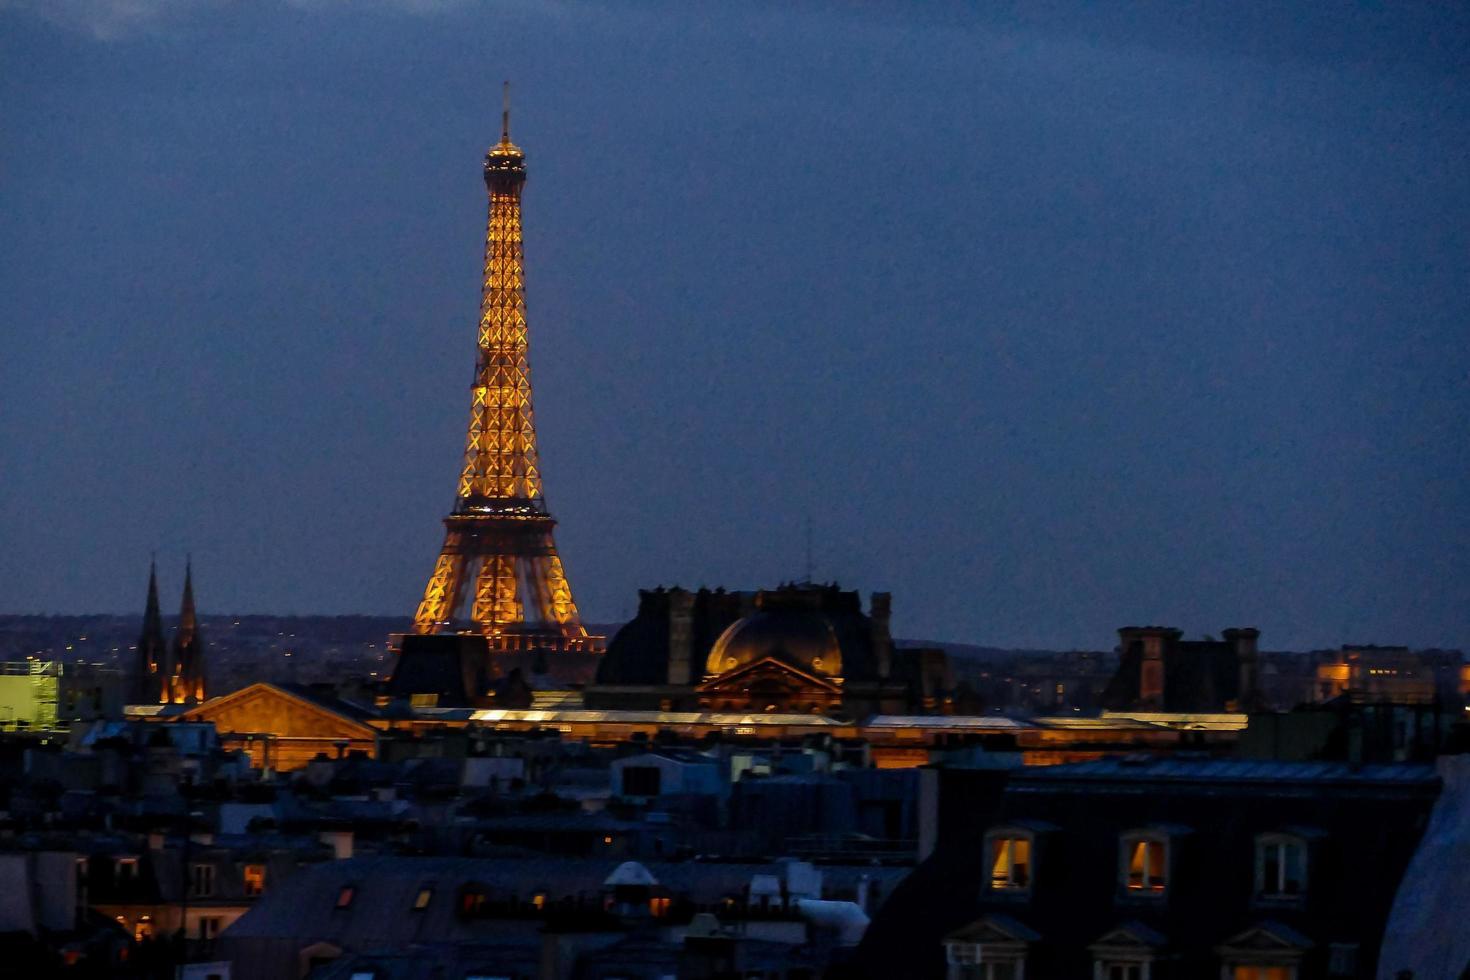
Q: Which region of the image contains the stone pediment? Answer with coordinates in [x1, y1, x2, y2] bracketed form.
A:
[1090, 920, 1168, 951]
[181, 682, 378, 741]
[944, 914, 1041, 945]
[1217, 920, 1313, 955]
[698, 655, 842, 693]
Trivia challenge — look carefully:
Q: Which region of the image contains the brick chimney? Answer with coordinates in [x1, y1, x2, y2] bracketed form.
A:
[1223, 627, 1261, 709]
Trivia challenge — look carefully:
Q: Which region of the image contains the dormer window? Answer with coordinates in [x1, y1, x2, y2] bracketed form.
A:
[243, 864, 266, 897]
[1120, 832, 1168, 895]
[1255, 834, 1307, 901]
[985, 829, 1034, 893]
[115, 857, 139, 881]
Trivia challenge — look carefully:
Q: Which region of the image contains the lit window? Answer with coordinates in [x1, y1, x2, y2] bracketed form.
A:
[190, 863, 215, 898]
[460, 887, 487, 915]
[531, 892, 546, 910]
[986, 832, 1033, 892]
[1255, 835, 1307, 900]
[409, 693, 440, 708]
[1230, 967, 1294, 980]
[649, 896, 671, 917]
[335, 885, 355, 909]
[413, 887, 433, 911]
[243, 864, 266, 897]
[1121, 834, 1167, 894]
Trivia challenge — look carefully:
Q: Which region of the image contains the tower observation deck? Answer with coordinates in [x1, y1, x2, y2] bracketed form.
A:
[412, 91, 601, 653]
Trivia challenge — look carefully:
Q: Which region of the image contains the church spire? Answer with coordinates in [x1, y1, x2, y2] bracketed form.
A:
[135, 558, 169, 704]
[170, 558, 206, 704]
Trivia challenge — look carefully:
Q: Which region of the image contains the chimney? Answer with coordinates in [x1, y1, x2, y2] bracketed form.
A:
[869, 593, 893, 679]
[1120, 626, 1180, 709]
[667, 589, 695, 685]
[319, 830, 354, 860]
[1224, 627, 1261, 709]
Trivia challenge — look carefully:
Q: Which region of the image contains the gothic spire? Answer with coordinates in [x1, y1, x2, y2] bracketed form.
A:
[135, 558, 169, 704]
[171, 557, 206, 704]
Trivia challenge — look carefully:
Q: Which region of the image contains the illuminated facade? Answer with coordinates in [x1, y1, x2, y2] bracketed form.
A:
[135, 560, 168, 704]
[169, 560, 206, 704]
[412, 91, 599, 654]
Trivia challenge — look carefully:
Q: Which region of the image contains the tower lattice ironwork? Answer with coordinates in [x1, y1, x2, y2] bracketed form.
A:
[412, 91, 599, 652]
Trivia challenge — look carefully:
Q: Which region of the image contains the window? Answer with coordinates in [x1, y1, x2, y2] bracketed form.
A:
[1121, 835, 1167, 894]
[115, 857, 139, 880]
[413, 887, 433, 911]
[986, 832, 1033, 892]
[409, 693, 439, 708]
[335, 885, 355, 909]
[649, 896, 671, 917]
[1099, 964, 1147, 980]
[460, 887, 487, 915]
[1230, 968, 1293, 980]
[946, 945, 1023, 980]
[1255, 835, 1307, 900]
[133, 916, 154, 942]
[190, 863, 215, 898]
[1327, 944, 1358, 976]
[243, 864, 266, 897]
[621, 765, 662, 797]
[197, 916, 222, 940]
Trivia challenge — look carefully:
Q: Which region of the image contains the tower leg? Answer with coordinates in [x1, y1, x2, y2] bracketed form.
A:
[414, 545, 469, 633]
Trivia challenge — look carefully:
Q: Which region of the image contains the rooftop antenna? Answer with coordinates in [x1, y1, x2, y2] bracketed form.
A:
[501, 80, 511, 141]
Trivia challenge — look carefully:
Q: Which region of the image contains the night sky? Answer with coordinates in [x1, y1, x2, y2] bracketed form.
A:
[1, 1, 1466, 651]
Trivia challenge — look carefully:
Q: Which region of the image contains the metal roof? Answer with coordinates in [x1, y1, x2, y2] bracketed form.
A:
[1019, 758, 1439, 784]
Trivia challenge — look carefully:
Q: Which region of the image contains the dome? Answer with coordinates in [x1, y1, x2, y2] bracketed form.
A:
[604, 861, 659, 887]
[705, 609, 843, 678]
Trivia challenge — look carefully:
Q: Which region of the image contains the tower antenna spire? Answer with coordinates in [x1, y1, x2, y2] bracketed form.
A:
[501, 80, 511, 142]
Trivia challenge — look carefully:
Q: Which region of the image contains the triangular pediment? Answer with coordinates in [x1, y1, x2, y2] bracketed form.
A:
[697, 655, 842, 693]
[180, 682, 378, 740]
[944, 914, 1040, 945]
[1090, 920, 1168, 950]
[1218, 921, 1313, 954]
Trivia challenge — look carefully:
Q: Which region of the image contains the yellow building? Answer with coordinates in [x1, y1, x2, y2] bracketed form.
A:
[179, 682, 378, 771]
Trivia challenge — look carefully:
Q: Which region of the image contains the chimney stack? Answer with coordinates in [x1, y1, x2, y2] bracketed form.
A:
[667, 589, 695, 685]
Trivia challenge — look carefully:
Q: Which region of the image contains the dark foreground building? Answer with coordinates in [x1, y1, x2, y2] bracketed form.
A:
[853, 758, 1442, 979]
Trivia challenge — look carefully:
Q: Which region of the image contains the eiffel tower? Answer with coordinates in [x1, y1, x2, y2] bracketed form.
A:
[412, 90, 601, 653]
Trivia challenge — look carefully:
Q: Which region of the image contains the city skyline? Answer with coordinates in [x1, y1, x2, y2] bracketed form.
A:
[1, 2, 1467, 651]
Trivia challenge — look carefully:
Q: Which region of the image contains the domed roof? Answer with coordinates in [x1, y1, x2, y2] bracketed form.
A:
[604, 861, 658, 887]
[705, 609, 843, 678]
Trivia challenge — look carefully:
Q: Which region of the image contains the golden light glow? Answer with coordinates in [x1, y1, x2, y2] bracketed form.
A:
[410, 126, 594, 644]
[989, 835, 1031, 890]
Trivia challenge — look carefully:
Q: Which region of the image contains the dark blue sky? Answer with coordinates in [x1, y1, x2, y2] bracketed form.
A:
[1, 1, 1466, 651]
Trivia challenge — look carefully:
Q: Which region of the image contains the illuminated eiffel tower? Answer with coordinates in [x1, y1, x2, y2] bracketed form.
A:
[412, 90, 601, 653]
